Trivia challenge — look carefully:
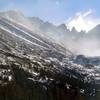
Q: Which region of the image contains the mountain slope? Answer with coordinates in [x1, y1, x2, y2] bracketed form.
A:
[0, 10, 99, 100]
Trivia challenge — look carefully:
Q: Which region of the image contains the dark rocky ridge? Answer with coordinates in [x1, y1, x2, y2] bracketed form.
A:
[0, 49, 95, 100]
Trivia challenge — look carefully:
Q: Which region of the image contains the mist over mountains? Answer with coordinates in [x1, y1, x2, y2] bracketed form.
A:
[0, 10, 100, 56]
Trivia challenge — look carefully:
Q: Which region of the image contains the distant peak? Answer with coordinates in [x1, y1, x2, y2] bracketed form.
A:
[29, 17, 44, 23]
[58, 24, 67, 29]
[0, 10, 24, 17]
[95, 24, 100, 28]
[7, 10, 23, 14]
[71, 27, 77, 32]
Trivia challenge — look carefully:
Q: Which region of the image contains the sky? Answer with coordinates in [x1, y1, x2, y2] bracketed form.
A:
[0, 0, 100, 31]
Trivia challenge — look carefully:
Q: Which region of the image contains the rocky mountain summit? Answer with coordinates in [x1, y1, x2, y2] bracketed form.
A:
[0, 10, 99, 100]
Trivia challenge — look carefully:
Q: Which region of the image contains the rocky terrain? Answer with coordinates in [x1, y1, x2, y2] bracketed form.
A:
[0, 11, 100, 100]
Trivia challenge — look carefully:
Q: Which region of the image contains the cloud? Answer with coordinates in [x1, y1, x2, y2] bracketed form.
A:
[55, 1, 60, 6]
[83, 9, 93, 17]
[67, 9, 100, 32]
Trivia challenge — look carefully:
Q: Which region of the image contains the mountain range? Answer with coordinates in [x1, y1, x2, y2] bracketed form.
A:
[1, 10, 100, 56]
[0, 10, 100, 100]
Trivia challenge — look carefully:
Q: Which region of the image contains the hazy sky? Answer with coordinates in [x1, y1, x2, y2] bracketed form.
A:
[0, 0, 100, 31]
